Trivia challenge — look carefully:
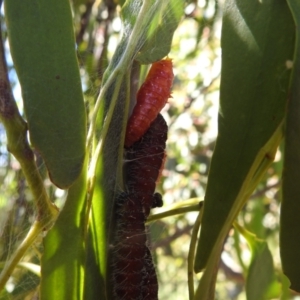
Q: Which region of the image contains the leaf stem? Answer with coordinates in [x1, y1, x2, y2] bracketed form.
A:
[188, 207, 204, 300]
[147, 203, 201, 224]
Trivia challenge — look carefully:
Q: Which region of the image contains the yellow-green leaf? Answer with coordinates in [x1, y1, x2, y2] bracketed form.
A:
[40, 157, 88, 300]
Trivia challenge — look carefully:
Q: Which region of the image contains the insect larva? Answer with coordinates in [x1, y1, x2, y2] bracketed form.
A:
[112, 114, 168, 299]
[125, 114, 168, 208]
[112, 192, 160, 300]
[124, 58, 173, 148]
[141, 248, 159, 300]
[112, 193, 147, 299]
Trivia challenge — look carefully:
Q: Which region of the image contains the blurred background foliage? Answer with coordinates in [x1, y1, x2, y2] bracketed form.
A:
[0, 0, 296, 299]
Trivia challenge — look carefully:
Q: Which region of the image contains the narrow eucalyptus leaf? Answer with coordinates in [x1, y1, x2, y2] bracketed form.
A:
[195, 0, 295, 273]
[280, 0, 300, 292]
[5, 0, 86, 188]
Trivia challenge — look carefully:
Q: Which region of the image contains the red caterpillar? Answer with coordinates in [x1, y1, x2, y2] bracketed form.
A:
[124, 58, 173, 148]
[112, 114, 168, 300]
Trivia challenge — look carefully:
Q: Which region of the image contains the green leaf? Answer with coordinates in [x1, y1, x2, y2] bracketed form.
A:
[280, 0, 300, 293]
[235, 224, 274, 300]
[280, 273, 291, 300]
[40, 157, 88, 300]
[5, 0, 86, 188]
[195, 0, 295, 272]
[264, 279, 282, 300]
[136, 0, 184, 64]
[247, 243, 274, 300]
[194, 0, 295, 297]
